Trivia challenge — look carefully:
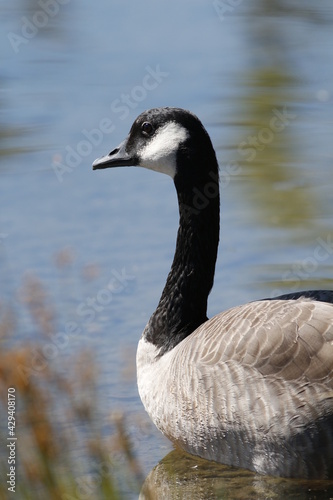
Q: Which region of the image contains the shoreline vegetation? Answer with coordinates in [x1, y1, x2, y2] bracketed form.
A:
[0, 268, 148, 500]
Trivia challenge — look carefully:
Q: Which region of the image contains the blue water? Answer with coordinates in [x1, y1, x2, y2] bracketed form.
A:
[1, 0, 333, 497]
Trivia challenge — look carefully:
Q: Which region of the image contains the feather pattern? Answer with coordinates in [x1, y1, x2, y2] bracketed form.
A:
[138, 298, 333, 478]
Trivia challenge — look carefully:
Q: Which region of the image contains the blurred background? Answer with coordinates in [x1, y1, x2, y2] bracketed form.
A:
[1, 1, 333, 498]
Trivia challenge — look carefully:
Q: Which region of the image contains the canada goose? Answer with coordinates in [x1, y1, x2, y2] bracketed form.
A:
[93, 107, 333, 479]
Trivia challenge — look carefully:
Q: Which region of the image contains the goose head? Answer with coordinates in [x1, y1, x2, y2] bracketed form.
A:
[92, 107, 217, 184]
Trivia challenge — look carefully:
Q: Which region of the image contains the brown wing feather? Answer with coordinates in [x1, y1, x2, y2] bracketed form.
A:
[190, 299, 333, 385]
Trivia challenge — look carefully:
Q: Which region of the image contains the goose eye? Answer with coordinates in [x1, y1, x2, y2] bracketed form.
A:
[141, 122, 154, 136]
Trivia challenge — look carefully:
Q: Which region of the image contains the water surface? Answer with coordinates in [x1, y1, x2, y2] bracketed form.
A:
[1, 0, 333, 497]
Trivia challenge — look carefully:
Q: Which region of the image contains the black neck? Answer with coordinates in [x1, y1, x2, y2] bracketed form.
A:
[145, 149, 220, 354]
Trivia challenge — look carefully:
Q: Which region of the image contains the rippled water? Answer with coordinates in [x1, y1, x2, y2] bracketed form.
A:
[1, 0, 333, 497]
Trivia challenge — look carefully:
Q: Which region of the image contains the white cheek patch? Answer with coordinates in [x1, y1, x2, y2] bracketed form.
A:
[138, 122, 188, 178]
